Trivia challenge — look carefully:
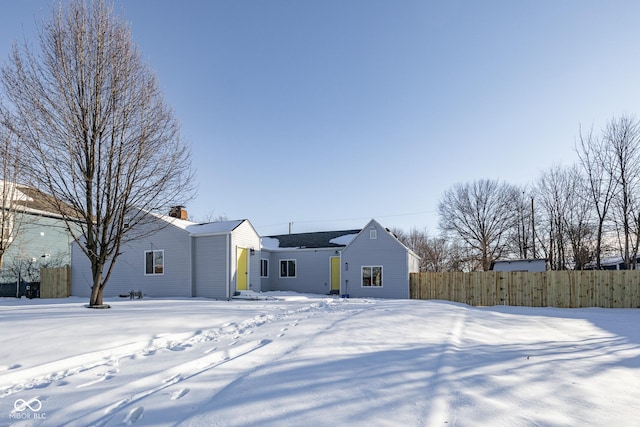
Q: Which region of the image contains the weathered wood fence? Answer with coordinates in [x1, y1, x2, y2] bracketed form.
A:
[410, 271, 640, 308]
[40, 266, 71, 298]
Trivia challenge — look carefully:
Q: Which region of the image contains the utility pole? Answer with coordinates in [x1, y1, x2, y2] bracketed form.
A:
[531, 197, 536, 259]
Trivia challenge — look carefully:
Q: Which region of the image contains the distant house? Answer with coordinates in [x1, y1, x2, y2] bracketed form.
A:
[0, 181, 79, 297]
[583, 255, 640, 270]
[70, 215, 420, 299]
[490, 259, 547, 272]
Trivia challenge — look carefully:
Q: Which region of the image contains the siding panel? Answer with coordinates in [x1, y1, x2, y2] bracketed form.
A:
[71, 220, 192, 298]
[193, 235, 228, 299]
[265, 248, 337, 295]
[342, 220, 410, 299]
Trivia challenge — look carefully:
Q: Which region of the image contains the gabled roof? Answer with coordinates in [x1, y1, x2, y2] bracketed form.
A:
[343, 219, 420, 260]
[263, 229, 361, 250]
[1, 181, 81, 219]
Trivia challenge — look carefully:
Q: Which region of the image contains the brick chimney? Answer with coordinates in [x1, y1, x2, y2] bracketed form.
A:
[169, 206, 188, 220]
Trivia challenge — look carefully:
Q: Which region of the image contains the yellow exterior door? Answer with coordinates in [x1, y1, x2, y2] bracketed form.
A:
[330, 256, 340, 292]
[237, 247, 248, 291]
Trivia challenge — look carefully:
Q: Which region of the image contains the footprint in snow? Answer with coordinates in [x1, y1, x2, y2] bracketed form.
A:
[169, 344, 189, 352]
[170, 388, 190, 400]
[163, 374, 182, 384]
[76, 371, 116, 389]
[123, 406, 144, 425]
[32, 381, 51, 389]
[105, 398, 129, 415]
[2, 363, 21, 371]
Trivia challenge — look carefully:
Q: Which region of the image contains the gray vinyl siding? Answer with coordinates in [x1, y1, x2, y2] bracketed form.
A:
[192, 234, 229, 299]
[0, 212, 76, 284]
[229, 221, 262, 292]
[259, 251, 273, 291]
[71, 220, 192, 298]
[265, 248, 336, 295]
[341, 220, 410, 299]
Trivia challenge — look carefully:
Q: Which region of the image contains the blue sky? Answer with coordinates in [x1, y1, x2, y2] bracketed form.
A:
[2, 1, 640, 235]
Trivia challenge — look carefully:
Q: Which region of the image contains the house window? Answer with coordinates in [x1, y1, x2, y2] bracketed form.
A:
[145, 250, 164, 275]
[370, 228, 377, 239]
[280, 259, 296, 278]
[362, 266, 382, 287]
[260, 258, 269, 278]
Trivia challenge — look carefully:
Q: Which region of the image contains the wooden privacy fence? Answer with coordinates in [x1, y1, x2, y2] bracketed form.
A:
[40, 266, 71, 298]
[410, 271, 640, 308]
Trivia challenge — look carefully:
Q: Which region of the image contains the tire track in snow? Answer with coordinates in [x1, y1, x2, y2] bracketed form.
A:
[173, 300, 372, 426]
[421, 306, 467, 426]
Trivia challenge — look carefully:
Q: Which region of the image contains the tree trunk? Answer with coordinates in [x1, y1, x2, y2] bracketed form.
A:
[89, 264, 105, 307]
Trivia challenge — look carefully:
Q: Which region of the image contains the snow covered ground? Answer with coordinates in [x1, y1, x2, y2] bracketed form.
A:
[1, 293, 639, 426]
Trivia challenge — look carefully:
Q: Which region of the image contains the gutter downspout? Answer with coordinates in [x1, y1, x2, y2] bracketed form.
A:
[225, 233, 230, 300]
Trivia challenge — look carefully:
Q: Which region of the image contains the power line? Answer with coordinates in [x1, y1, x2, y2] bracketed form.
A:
[257, 210, 437, 231]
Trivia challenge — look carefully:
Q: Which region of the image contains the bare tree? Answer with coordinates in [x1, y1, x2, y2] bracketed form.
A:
[0, 126, 30, 268]
[603, 115, 640, 269]
[575, 125, 617, 269]
[507, 187, 537, 260]
[438, 179, 520, 271]
[393, 227, 454, 272]
[564, 168, 595, 269]
[0, 0, 194, 306]
[536, 166, 570, 270]
[420, 235, 448, 271]
[194, 210, 229, 223]
[535, 165, 595, 270]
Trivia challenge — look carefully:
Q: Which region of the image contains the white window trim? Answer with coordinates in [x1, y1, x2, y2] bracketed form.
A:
[370, 228, 377, 239]
[279, 259, 297, 278]
[260, 258, 269, 278]
[144, 249, 164, 276]
[361, 265, 383, 287]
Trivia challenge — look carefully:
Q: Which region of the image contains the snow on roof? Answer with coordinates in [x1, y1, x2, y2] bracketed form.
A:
[185, 219, 244, 235]
[153, 212, 244, 235]
[160, 215, 197, 230]
[260, 236, 309, 251]
[329, 233, 358, 246]
[261, 237, 282, 250]
[262, 229, 361, 250]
